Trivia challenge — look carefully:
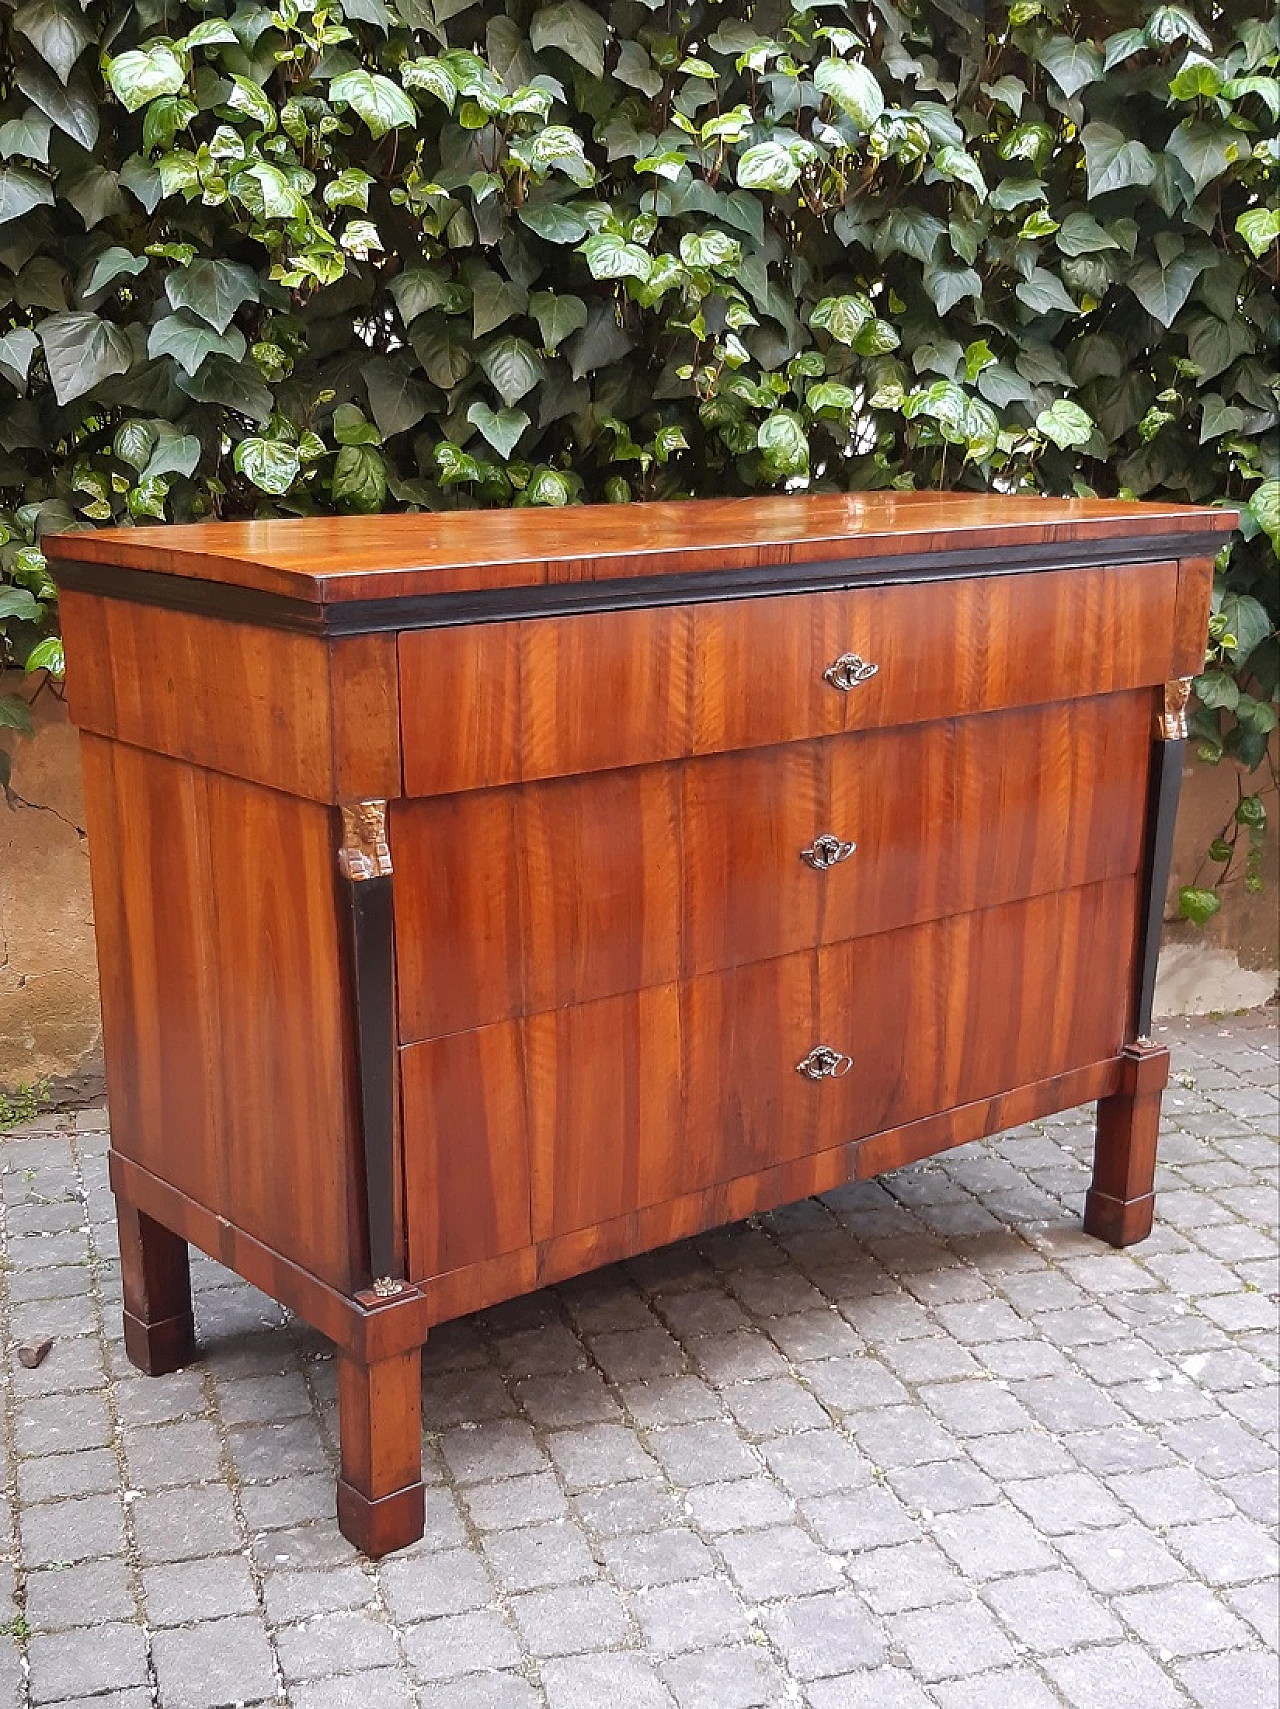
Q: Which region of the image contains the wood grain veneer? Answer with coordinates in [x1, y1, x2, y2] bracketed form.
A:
[398, 565, 1175, 795]
[54, 494, 1225, 1557]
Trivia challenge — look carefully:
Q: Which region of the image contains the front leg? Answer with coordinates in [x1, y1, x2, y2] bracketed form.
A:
[335, 1345, 426, 1557]
[118, 1200, 197, 1375]
[1083, 1040, 1170, 1247]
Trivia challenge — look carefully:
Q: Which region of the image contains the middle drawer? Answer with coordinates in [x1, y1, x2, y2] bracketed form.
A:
[392, 690, 1150, 1045]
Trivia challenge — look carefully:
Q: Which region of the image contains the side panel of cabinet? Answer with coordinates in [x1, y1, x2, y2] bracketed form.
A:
[62, 591, 400, 801]
[81, 735, 366, 1290]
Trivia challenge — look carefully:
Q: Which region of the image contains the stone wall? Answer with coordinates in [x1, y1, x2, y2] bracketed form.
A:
[1, 691, 1276, 1099]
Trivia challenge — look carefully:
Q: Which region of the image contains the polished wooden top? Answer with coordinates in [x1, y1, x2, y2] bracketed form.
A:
[47, 493, 1232, 608]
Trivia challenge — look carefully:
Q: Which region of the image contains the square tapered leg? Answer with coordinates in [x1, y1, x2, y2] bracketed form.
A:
[118, 1201, 197, 1375]
[1084, 1041, 1170, 1247]
[335, 1345, 426, 1556]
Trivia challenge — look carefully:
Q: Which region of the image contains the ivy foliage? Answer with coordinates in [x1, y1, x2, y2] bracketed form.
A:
[0, 0, 1277, 834]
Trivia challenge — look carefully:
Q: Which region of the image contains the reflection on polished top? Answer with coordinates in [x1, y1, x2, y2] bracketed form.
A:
[45, 491, 1236, 606]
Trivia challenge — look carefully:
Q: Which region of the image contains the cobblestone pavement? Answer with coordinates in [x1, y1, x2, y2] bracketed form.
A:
[0, 1012, 1276, 1709]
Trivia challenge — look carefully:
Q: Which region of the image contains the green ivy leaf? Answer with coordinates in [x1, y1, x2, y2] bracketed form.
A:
[1199, 395, 1245, 443]
[1178, 886, 1222, 926]
[1036, 399, 1095, 448]
[148, 311, 246, 375]
[736, 137, 816, 193]
[528, 290, 588, 351]
[164, 259, 259, 334]
[24, 635, 64, 676]
[467, 401, 530, 459]
[1128, 236, 1213, 327]
[813, 57, 884, 130]
[1236, 207, 1280, 259]
[234, 437, 300, 495]
[332, 443, 388, 512]
[13, 0, 94, 86]
[1081, 124, 1157, 197]
[0, 587, 40, 623]
[0, 163, 54, 225]
[530, 0, 608, 80]
[478, 335, 544, 406]
[38, 311, 133, 403]
[581, 233, 653, 282]
[809, 295, 872, 345]
[329, 70, 417, 138]
[757, 411, 809, 475]
[106, 44, 188, 114]
[1036, 36, 1103, 98]
[1167, 120, 1245, 202]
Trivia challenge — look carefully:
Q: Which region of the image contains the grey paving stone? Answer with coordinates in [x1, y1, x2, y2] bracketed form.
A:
[547, 1422, 658, 1490]
[929, 1502, 1057, 1578]
[21, 1494, 125, 1565]
[716, 1525, 842, 1601]
[801, 1486, 917, 1553]
[929, 1667, 1063, 1709]
[983, 1567, 1122, 1649]
[28, 1623, 149, 1705]
[1116, 1580, 1253, 1657]
[462, 1471, 569, 1532]
[884, 1600, 1016, 1681]
[514, 1370, 620, 1429]
[417, 1675, 540, 1709]
[630, 1564, 748, 1659]
[264, 1564, 377, 1622]
[1110, 1464, 1236, 1527]
[276, 1608, 401, 1680]
[1056, 1523, 1188, 1595]
[401, 1611, 522, 1683]
[24, 1559, 135, 1632]
[601, 1526, 715, 1590]
[573, 1482, 684, 1540]
[18, 1445, 119, 1505]
[542, 1652, 674, 1709]
[647, 1420, 759, 1487]
[1044, 1643, 1189, 1709]
[805, 1670, 936, 1709]
[887, 1457, 999, 1514]
[1178, 1648, 1280, 1709]
[142, 1553, 259, 1626]
[683, 1476, 795, 1535]
[150, 1617, 278, 1709]
[659, 1643, 787, 1709]
[762, 1429, 872, 1497]
[510, 1580, 631, 1658]
[15, 1391, 111, 1458]
[124, 1418, 224, 1490]
[132, 1484, 242, 1563]
[483, 1520, 598, 1592]
[760, 1589, 885, 1678]
[718, 1376, 829, 1437]
[620, 1375, 723, 1428]
[1165, 1515, 1279, 1586]
[1005, 1470, 1127, 1534]
[292, 1670, 418, 1709]
[845, 1540, 968, 1614]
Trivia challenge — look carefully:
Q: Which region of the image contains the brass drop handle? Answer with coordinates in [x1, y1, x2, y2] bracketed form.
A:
[800, 833, 856, 871]
[796, 1045, 854, 1081]
[824, 652, 879, 692]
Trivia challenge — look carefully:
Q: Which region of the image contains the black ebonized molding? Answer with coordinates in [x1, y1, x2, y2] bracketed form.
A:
[343, 872, 399, 1283]
[53, 528, 1226, 636]
[1135, 733, 1186, 1038]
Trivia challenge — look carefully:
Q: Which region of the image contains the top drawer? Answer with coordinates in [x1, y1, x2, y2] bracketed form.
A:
[399, 562, 1177, 797]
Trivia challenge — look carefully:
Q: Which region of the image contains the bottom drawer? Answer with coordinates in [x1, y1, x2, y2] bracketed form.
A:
[401, 876, 1137, 1277]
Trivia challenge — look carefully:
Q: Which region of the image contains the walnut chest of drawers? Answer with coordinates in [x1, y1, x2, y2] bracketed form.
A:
[49, 492, 1230, 1555]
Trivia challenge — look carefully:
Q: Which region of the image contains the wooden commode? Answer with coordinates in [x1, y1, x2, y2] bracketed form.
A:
[48, 492, 1231, 1555]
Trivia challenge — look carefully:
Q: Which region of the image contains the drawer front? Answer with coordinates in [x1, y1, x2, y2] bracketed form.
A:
[400, 876, 1137, 1277]
[392, 693, 1150, 1044]
[398, 562, 1176, 795]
